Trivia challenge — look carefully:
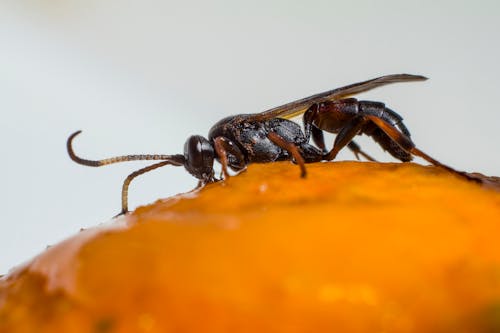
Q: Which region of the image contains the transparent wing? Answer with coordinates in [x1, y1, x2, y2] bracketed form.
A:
[247, 74, 427, 121]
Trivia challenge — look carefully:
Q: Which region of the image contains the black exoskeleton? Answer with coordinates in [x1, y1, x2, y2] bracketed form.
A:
[208, 116, 323, 175]
[303, 98, 413, 162]
[67, 74, 479, 216]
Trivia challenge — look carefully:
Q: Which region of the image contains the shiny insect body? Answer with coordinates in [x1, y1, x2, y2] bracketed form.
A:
[68, 117, 324, 215]
[68, 74, 474, 215]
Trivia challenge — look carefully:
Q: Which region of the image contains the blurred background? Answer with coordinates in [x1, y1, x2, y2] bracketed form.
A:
[1, 0, 499, 273]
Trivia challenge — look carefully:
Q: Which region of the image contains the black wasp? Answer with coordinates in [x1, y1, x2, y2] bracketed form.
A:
[68, 74, 476, 215]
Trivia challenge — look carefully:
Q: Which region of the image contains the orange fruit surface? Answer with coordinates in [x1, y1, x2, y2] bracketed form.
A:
[1, 161, 500, 333]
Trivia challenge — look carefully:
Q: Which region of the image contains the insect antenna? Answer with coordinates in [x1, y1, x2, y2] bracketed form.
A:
[67, 130, 185, 166]
[67, 130, 187, 216]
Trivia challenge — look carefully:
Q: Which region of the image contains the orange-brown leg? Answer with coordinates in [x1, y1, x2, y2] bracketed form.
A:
[213, 137, 231, 179]
[267, 132, 307, 178]
[366, 115, 479, 182]
[213, 136, 246, 180]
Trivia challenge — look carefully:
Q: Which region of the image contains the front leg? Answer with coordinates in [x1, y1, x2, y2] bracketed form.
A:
[213, 136, 246, 179]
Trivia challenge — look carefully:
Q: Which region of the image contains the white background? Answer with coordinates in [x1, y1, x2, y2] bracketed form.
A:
[1, 0, 499, 273]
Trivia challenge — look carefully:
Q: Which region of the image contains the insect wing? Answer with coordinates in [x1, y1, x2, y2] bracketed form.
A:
[248, 74, 427, 121]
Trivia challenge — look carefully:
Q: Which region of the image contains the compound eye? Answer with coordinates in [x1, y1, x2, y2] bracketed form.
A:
[184, 135, 214, 179]
[185, 136, 204, 168]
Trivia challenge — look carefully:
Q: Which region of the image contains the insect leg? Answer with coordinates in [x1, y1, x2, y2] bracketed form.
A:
[324, 117, 368, 161]
[213, 136, 246, 180]
[213, 137, 230, 179]
[267, 132, 307, 178]
[311, 125, 328, 153]
[366, 116, 479, 183]
[310, 123, 374, 161]
[347, 141, 377, 161]
[118, 160, 181, 216]
[303, 103, 319, 142]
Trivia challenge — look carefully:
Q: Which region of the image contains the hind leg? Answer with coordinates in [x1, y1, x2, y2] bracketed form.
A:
[366, 116, 479, 182]
[347, 141, 376, 161]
